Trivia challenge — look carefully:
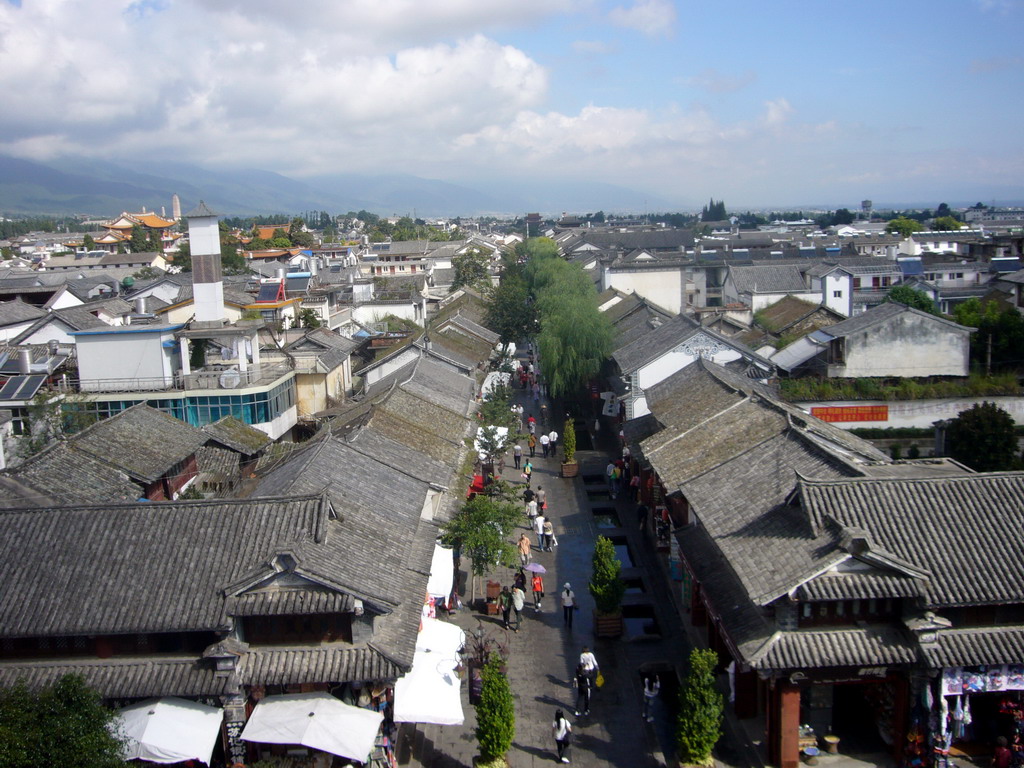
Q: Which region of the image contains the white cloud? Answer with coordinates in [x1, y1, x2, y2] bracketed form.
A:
[608, 0, 676, 38]
[571, 39, 618, 55]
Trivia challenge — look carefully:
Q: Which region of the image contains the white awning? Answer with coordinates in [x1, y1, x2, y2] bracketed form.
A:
[115, 697, 223, 765]
[393, 618, 465, 726]
[426, 542, 454, 599]
[241, 692, 383, 763]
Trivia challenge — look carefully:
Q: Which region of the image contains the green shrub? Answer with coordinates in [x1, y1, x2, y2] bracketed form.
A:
[677, 648, 724, 767]
[476, 655, 515, 762]
[589, 535, 625, 615]
[562, 418, 577, 463]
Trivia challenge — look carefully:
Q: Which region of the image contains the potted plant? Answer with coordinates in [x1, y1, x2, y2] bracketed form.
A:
[589, 535, 625, 637]
[560, 418, 579, 478]
[475, 654, 515, 767]
[676, 648, 723, 767]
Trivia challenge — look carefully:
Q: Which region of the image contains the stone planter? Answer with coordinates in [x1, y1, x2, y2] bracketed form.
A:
[561, 461, 579, 478]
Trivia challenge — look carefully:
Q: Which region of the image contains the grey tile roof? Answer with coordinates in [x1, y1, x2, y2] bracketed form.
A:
[202, 415, 273, 455]
[0, 442, 141, 508]
[797, 571, 924, 601]
[821, 301, 973, 338]
[920, 626, 1024, 668]
[0, 493, 331, 636]
[728, 264, 807, 294]
[0, 298, 46, 327]
[612, 314, 700, 373]
[241, 646, 403, 687]
[798, 473, 1024, 608]
[0, 656, 235, 699]
[70, 403, 208, 483]
[750, 626, 918, 671]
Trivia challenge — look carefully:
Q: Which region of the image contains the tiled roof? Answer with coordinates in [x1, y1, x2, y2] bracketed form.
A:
[751, 626, 918, 671]
[920, 626, 1024, 668]
[612, 314, 700, 373]
[202, 415, 273, 455]
[0, 298, 46, 327]
[69, 403, 208, 483]
[798, 473, 1024, 608]
[797, 570, 924, 601]
[821, 301, 972, 338]
[0, 656, 235, 699]
[0, 442, 141, 508]
[728, 264, 807, 294]
[0, 494, 331, 636]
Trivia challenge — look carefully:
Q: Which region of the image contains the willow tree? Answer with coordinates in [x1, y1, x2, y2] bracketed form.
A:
[537, 295, 613, 398]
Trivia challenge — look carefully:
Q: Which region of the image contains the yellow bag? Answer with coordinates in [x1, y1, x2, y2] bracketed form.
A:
[595, 671, 605, 688]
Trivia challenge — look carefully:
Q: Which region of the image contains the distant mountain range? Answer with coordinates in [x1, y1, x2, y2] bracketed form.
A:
[0, 155, 671, 219]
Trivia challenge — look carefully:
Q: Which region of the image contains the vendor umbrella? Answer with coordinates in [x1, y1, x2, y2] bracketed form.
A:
[114, 697, 223, 765]
[524, 562, 546, 573]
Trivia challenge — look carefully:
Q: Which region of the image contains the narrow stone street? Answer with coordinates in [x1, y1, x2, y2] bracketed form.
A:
[395, 352, 752, 768]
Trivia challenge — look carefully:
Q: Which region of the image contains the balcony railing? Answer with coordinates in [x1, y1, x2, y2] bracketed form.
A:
[78, 361, 294, 394]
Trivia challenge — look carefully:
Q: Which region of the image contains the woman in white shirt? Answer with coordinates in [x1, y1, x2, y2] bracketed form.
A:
[561, 583, 576, 629]
[552, 709, 572, 763]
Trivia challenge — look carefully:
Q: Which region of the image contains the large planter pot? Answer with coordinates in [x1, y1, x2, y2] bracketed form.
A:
[594, 612, 623, 638]
[561, 461, 579, 478]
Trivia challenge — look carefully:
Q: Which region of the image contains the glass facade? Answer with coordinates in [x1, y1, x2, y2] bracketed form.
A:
[65, 379, 296, 428]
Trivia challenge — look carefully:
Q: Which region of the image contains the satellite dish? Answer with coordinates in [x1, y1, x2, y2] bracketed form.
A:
[219, 369, 241, 389]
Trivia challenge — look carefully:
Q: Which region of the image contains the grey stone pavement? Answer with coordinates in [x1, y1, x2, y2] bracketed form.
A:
[394, 360, 767, 768]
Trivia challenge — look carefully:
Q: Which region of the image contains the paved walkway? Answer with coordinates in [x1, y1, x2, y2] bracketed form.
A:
[396, 356, 704, 768]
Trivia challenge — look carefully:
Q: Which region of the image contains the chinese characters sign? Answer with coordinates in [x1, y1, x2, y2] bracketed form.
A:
[810, 405, 888, 423]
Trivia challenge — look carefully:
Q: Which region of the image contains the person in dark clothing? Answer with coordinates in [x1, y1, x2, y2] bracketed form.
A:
[573, 663, 592, 716]
[499, 586, 512, 630]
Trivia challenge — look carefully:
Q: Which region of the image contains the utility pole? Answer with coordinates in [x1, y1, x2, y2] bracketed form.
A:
[986, 333, 993, 377]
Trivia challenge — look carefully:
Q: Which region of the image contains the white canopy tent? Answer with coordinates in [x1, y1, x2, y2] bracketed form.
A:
[240, 692, 383, 763]
[426, 541, 454, 600]
[393, 618, 465, 726]
[114, 697, 224, 765]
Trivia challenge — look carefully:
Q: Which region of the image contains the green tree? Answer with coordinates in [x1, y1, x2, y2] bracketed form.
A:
[475, 655, 515, 764]
[440, 493, 519, 599]
[953, 297, 1024, 373]
[935, 203, 953, 218]
[0, 674, 127, 768]
[561, 418, 577, 464]
[589, 535, 625, 615]
[701, 198, 727, 221]
[298, 308, 322, 328]
[945, 401, 1020, 472]
[485, 266, 537, 345]
[886, 217, 924, 237]
[128, 224, 149, 253]
[451, 247, 491, 292]
[885, 285, 939, 315]
[82, 233, 96, 250]
[932, 216, 962, 231]
[676, 648, 724, 767]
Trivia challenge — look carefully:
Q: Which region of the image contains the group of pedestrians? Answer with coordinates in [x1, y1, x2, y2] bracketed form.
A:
[498, 567, 546, 631]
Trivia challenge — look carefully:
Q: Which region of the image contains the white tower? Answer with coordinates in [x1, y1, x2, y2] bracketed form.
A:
[172, 193, 182, 222]
[186, 201, 225, 326]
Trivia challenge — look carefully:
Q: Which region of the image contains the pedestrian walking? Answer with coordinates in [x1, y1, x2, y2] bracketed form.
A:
[542, 518, 554, 551]
[606, 460, 617, 497]
[561, 583, 576, 628]
[500, 586, 512, 630]
[536, 486, 547, 512]
[629, 472, 640, 501]
[642, 674, 661, 722]
[531, 572, 544, 611]
[523, 460, 533, 487]
[518, 533, 532, 567]
[511, 584, 525, 631]
[513, 443, 522, 469]
[514, 569, 526, 592]
[548, 429, 558, 452]
[533, 512, 546, 550]
[528, 420, 536, 435]
[528, 433, 537, 456]
[552, 710, 572, 764]
[573, 663, 592, 716]
[540, 432, 550, 457]
[526, 496, 538, 522]
[579, 646, 599, 687]
[532, 382, 540, 403]
[636, 502, 649, 530]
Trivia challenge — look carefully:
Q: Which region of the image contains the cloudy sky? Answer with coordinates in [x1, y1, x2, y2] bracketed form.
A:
[0, 0, 1022, 209]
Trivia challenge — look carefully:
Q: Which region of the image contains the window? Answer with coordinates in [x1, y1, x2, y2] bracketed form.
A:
[833, 290, 842, 298]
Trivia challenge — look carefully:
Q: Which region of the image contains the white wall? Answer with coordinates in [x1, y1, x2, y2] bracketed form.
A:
[0, 320, 41, 342]
[795, 396, 1024, 429]
[77, 332, 177, 391]
[830, 314, 970, 378]
[605, 268, 682, 315]
[822, 273, 852, 317]
[353, 301, 421, 326]
[629, 344, 744, 418]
